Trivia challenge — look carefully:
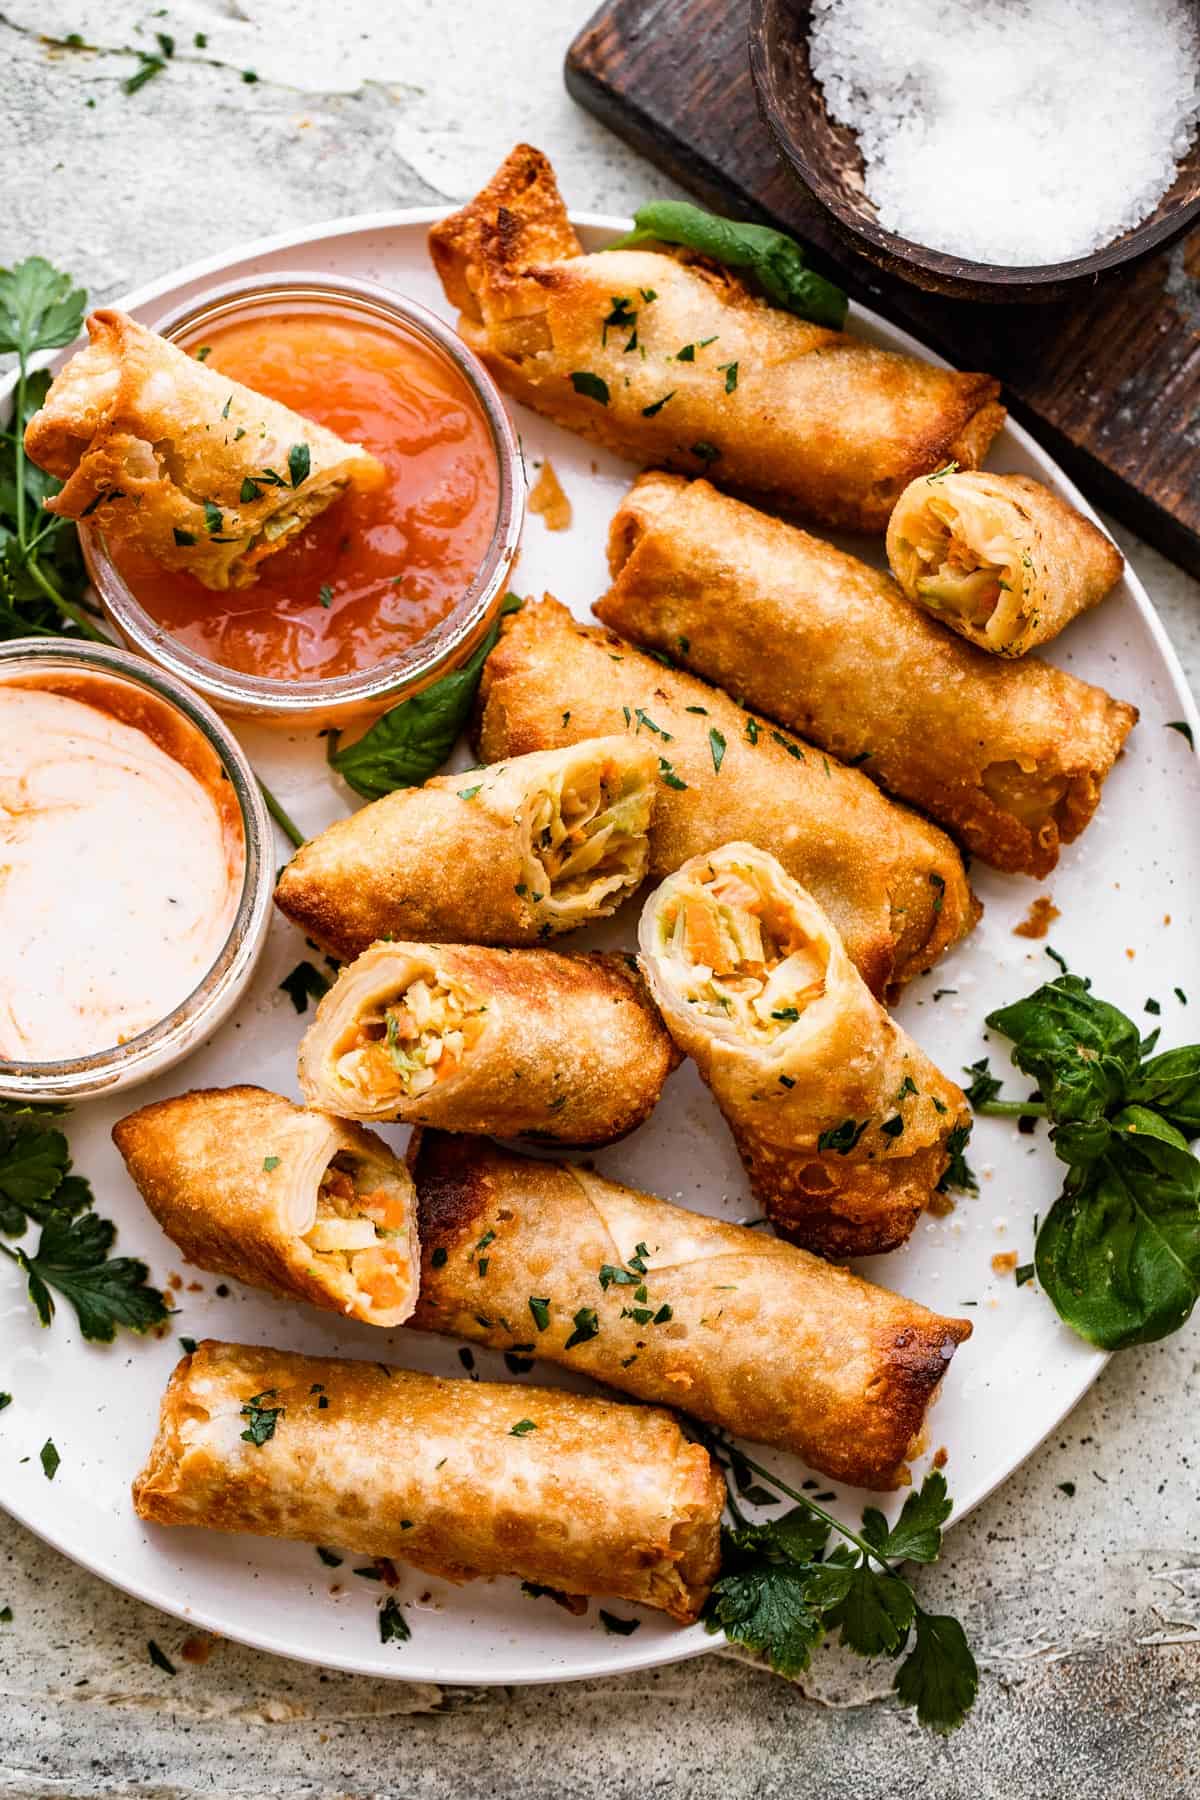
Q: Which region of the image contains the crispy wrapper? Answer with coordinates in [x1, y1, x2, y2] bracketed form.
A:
[429, 145, 1004, 534]
[113, 1086, 418, 1327]
[275, 737, 657, 962]
[411, 1132, 971, 1489]
[638, 845, 970, 1258]
[887, 469, 1125, 656]
[25, 310, 383, 590]
[476, 596, 977, 998]
[297, 940, 679, 1144]
[133, 1340, 723, 1622]
[600, 475, 1137, 878]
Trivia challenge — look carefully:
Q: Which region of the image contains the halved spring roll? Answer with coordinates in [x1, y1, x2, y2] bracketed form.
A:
[429, 144, 1004, 533]
[112, 1086, 418, 1326]
[275, 738, 656, 962]
[477, 596, 978, 1000]
[887, 469, 1125, 656]
[133, 1341, 723, 1623]
[600, 474, 1138, 878]
[24, 310, 384, 590]
[411, 1131, 972, 1490]
[638, 844, 970, 1258]
[297, 941, 679, 1144]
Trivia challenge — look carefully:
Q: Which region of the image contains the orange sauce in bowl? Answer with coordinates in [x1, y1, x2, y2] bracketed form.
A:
[111, 312, 499, 681]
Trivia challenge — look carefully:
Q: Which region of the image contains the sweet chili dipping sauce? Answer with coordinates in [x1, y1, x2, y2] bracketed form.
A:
[112, 312, 499, 681]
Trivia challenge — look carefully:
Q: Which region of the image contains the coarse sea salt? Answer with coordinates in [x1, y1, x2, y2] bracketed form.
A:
[809, 0, 1200, 266]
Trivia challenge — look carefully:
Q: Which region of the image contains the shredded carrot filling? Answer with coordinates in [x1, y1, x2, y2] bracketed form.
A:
[303, 1152, 411, 1309]
[528, 759, 647, 905]
[333, 972, 487, 1102]
[661, 861, 829, 1041]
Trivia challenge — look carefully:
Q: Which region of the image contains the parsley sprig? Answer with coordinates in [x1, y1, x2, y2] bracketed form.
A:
[698, 1430, 977, 1733]
[970, 962, 1200, 1348]
[0, 1100, 167, 1341]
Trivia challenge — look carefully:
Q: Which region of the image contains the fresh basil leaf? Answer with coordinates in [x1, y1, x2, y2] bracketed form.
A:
[1128, 1045, 1200, 1137]
[986, 975, 1141, 1124]
[1035, 1127, 1200, 1350]
[893, 1609, 978, 1735]
[606, 201, 847, 330]
[328, 594, 522, 800]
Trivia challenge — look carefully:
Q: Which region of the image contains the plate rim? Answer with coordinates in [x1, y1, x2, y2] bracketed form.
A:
[2, 201, 1197, 1687]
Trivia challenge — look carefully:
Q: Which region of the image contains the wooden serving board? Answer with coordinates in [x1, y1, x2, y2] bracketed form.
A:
[566, 0, 1200, 576]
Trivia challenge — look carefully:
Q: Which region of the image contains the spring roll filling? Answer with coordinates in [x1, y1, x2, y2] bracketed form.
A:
[304, 1152, 413, 1311]
[905, 494, 1019, 628]
[658, 861, 829, 1042]
[332, 971, 487, 1103]
[526, 759, 649, 911]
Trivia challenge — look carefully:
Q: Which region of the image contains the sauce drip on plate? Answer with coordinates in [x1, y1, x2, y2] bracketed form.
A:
[0, 681, 243, 1062]
[111, 312, 499, 681]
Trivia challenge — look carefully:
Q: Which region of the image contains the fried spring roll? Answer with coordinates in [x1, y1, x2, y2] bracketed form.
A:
[429, 146, 1004, 534]
[275, 738, 656, 962]
[477, 597, 977, 998]
[297, 941, 678, 1144]
[411, 1132, 971, 1489]
[133, 1341, 723, 1622]
[638, 845, 970, 1258]
[887, 469, 1124, 656]
[25, 310, 383, 590]
[600, 474, 1137, 878]
[113, 1086, 418, 1326]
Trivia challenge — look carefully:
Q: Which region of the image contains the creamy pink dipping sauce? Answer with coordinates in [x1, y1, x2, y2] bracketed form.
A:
[0, 679, 244, 1063]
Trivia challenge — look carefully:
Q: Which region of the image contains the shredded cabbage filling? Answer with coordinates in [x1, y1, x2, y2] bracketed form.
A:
[303, 1151, 411, 1311]
[660, 863, 829, 1042]
[528, 760, 647, 907]
[909, 497, 1013, 625]
[333, 971, 487, 1102]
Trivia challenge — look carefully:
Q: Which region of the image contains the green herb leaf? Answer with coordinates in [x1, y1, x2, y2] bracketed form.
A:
[877, 1470, 953, 1564]
[986, 974, 1141, 1126]
[240, 1392, 284, 1446]
[279, 960, 331, 1014]
[564, 1306, 599, 1349]
[239, 477, 261, 504]
[379, 1596, 411, 1644]
[0, 258, 86, 358]
[318, 583, 333, 609]
[287, 443, 311, 487]
[938, 1123, 977, 1196]
[569, 371, 609, 405]
[40, 1437, 60, 1480]
[1166, 720, 1195, 749]
[263, 1156, 280, 1174]
[529, 1295, 551, 1332]
[203, 499, 224, 535]
[4, 1210, 167, 1341]
[316, 1546, 342, 1567]
[962, 1057, 1003, 1108]
[893, 1610, 979, 1736]
[704, 1553, 825, 1680]
[147, 1638, 176, 1674]
[123, 55, 166, 95]
[641, 391, 675, 417]
[509, 1418, 537, 1436]
[599, 1610, 641, 1635]
[816, 1117, 869, 1154]
[708, 727, 726, 774]
[606, 201, 847, 329]
[657, 756, 688, 791]
[328, 594, 522, 798]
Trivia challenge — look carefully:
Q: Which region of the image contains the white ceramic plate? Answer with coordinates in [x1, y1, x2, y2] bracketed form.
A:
[2, 209, 1198, 1686]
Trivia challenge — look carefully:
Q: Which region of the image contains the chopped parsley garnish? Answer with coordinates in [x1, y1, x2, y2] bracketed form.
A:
[203, 500, 223, 534]
[599, 1611, 641, 1635]
[316, 1546, 343, 1567]
[642, 391, 675, 417]
[816, 1118, 869, 1154]
[172, 527, 195, 546]
[194, 345, 212, 362]
[929, 872, 946, 915]
[509, 1418, 537, 1436]
[1166, 720, 1195, 749]
[239, 1391, 283, 1447]
[564, 1306, 600, 1349]
[378, 1597, 411, 1644]
[40, 1438, 59, 1480]
[778, 1074, 796, 1090]
[634, 707, 671, 739]
[529, 1295, 551, 1332]
[691, 441, 720, 463]
[457, 785, 482, 801]
[962, 1058, 1002, 1108]
[148, 1639, 176, 1675]
[287, 443, 311, 488]
[278, 960, 331, 1014]
[1014, 1264, 1035, 1287]
[708, 727, 726, 773]
[719, 361, 739, 392]
[569, 371, 610, 405]
[937, 1124, 977, 1195]
[318, 583, 333, 609]
[771, 1007, 800, 1022]
[239, 477, 261, 503]
[745, 716, 759, 745]
[263, 1155, 280, 1173]
[0, 1393, 11, 1411]
[771, 730, 805, 762]
[880, 1115, 905, 1139]
[658, 757, 688, 790]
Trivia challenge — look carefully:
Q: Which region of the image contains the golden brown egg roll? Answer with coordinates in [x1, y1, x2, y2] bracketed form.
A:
[297, 940, 678, 1144]
[113, 1086, 418, 1327]
[600, 474, 1137, 878]
[25, 310, 383, 590]
[275, 737, 657, 963]
[886, 468, 1125, 655]
[428, 144, 1004, 534]
[411, 1131, 972, 1489]
[133, 1340, 723, 1623]
[477, 596, 977, 999]
[638, 845, 970, 1258]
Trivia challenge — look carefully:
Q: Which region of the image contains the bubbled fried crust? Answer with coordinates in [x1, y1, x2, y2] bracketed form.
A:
[428, 144, 1005, 534]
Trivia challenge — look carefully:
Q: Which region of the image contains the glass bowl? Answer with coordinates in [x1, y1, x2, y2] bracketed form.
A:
[0, 638, 273, 1101]
[80, 272, 525, 725]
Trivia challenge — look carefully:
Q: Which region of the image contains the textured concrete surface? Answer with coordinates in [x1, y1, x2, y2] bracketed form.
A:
[2, 3, 1200, 1795]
